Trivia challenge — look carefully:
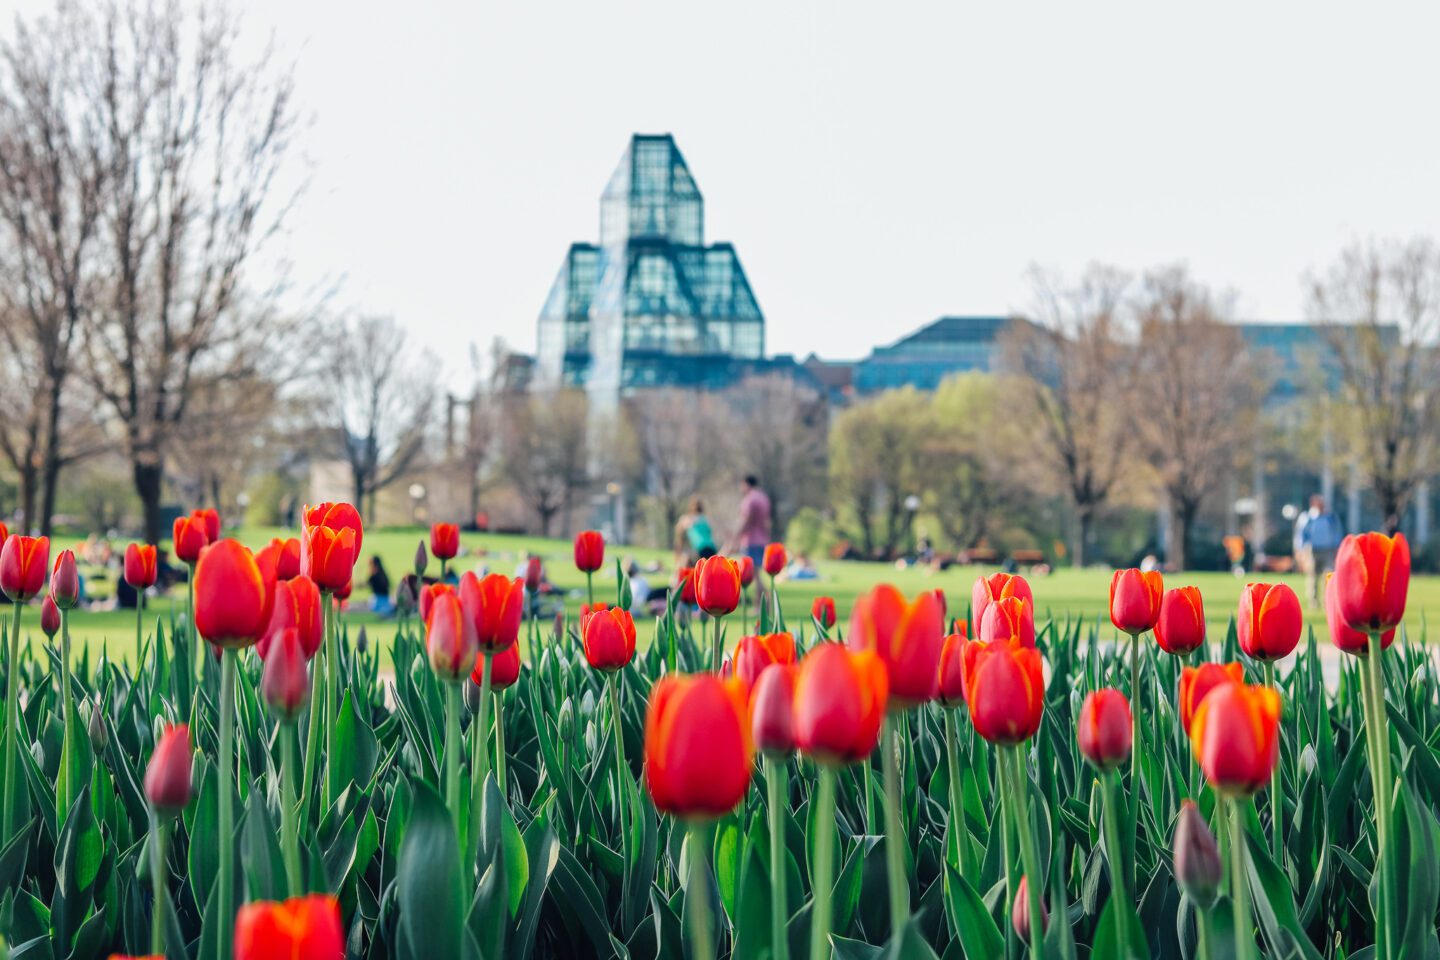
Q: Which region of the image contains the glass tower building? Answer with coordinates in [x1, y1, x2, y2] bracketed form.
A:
[536, 135, 769, 410]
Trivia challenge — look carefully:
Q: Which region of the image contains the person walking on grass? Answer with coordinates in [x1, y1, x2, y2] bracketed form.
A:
[1294, 493, 1343, 606]
[731, 475, 772, 571]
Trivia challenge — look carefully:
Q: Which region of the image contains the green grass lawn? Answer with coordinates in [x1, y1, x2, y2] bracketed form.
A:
[32, 525, 1437, 661]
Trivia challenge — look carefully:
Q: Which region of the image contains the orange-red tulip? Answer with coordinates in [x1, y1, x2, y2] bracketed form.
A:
[847, 584, 945, 708]
[978, 595, 1035, 649]
[1178, 662, 1244, 734]
[0, 534, 48, 601]
[259, 576, 324, 660]
[194, 540, 274, 648]
[937, 628, 968, 707]
[172, 515, 209, 564]
[472, 641, 522, 690]
[962, 638, 1044, 745]
[431, 522, 460, 561]
[234, 894, 344, 960]
[1077, 688, 1132, 770]
[730, 632, 796, 688]
[1189, 682, 1281, 797]
[0, 520, 8, 546]
[124, 543, 158, 589]
[694, 555, 742, 617]
[812, 596, 836, 629]
[644, 673, 753, 819]
[426, 590, 478, 681]
[1236, 582, 1302, 662]
[192, 507, 221, 543]
[261, 628, 310, 720]
[972, 573, 1033, 633]
[419, 582, 452, 624]
[144, 723, 192, 811]
[40, 594, 60, 638]
[762, 542, 786, 577]
[1333, 531, 1410, 633]
[1154, 586, 1206, 656]
[737, 555, 755, 588]
[581, 603, 637, 672]
[573, 529, 605, 573]
[1109, 568, 1163, 635]
[300, 522, 357, 593]
[678, 566, 697, 605]
[303, 502, 363, 555]
[793, 643, 888, 765]
[459, 572, 524, 653]
[50, 549, 79, 609]
[256, 537, 302, 582]
[1325, 572, 1395, 656]
[749, 663, 796, 756]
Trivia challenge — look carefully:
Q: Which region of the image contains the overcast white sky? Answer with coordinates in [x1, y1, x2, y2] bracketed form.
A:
[21, 0, 1440, 385]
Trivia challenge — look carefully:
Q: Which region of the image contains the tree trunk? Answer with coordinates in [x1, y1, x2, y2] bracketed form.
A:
[39, 455, 62, 541]
[17, 463, 37, 537]
[1073, 505, 1092, 568]
[134, 459, 165, 545]
[1168, 498, 1200, 572]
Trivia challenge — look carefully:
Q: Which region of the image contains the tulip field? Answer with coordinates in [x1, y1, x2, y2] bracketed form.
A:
[0, 512, 1437, 960]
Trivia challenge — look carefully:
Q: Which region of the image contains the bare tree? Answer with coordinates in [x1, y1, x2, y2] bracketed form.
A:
[723, 374, 828, 540]
[327, 315, 434, 520]
[170, 368, 282, 515]
[1308, 238, 1440, 533]
[1134, 266, 1257, 569]
[628, 388, 728, 536]
[1002, 265, 1135, 566]
[500, 389, 589, 537]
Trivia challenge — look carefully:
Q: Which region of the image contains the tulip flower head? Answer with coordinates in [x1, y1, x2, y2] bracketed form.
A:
[0, 535, 48, 601]
[1236, 582, 1302, 662]
[192, 508, 221, 543]
[962, 638, 1045, 745]
[300, 520, 358, 594]
[1333, 531, 1410, 633]
[261, 628, 310, 721]
[1109, 568, 1163, 636]
[123, 543, 158, 590]
[419, 582, 452, 624]
[259, 576, 324, 660]
[1189, 681, 1281, 797]
[1011, 876, 1047, 941]
[644, 673, 753, 820]
[426, 590, 479, 681]
[573, 529, 605, 573]
[194, 539, 275, 649]
[472, 641, 522, 690]
[1325, 572, 1395, 656]
[1154, 586, 1206, 656]
[50, 549, 79, 609]
[793, 643, 888, 765]
[430, 522, 460, 561]
[730, 632, 797, 688]
[937, 627, 968, 707]
[677, 566, 697, 605]
[1077, 688, 1132, 771]
[303, 502, 363, 555]
[749, 663, 797, 757]
[144, 724, 193, 812]
[172, 514, 209, 564]
[737, 554, 755, 588]
[256, 538, 302, 582]
[523, 555, 542, 593]
[234, 894, 345, 960]
[972, 572, 1033, 633]
[811, 596, 836, 630]
[847, 584, 945, 708]
[694, 555, 742, 617]
[581, 603, 638, 672]
[1178, 661, 1244, 734]
[762, 542, 786, 578]
[978, 595, 1036, 649]
[1173, 799, 1222, 910]
[40, 595, 60, 638]
[459, 572, 525, 653]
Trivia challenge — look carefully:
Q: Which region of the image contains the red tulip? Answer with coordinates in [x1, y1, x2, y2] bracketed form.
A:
[1109, 568, 1163, 635]
[730, 632, 796, 688]
[847, 584, 945, 708]
[1333, 531, 1410, 633]
[0, 520, 9, 546]
[523, 555, 542, 593]
[302, 502, 363, 555]
[972, 573, 1033, 635]
[194, 539, 275, 648]
[793, 644, 888, 765]
[144, 723, 192, 812]
[573, 529, 605, 574]
[749, 663, 797, 757]
[1189, 681, 1281, 797]
[762, 542, 786, 577]
[1178, 662, 1244, 734]
[644, 673, 753, 819]
[261, 628, 310, 720]
[978, 595, 1036, 648]
[737, 555, 755, 588]
[1154, 586, 1206, 656]
[677, 566, 697, 605]
[430, 522, 460, 561]
[811, 596, 836, 629]
[962, 638, 1044, 745]
[1325, 572, 1395, 656]
[472, 641, 522, 690]
[40, 594, 60, 638]
[234, 894, 344, 960]
[581, 603, 637, 672]
[937, 628, 968, 707]
[419, 582, 452, 624]
[0, 534, 48, 601]
[1236, 582, 1302, 662]
[172, 515, 209, 564]
[1011, 876, 1047, 940]
[459, 572, 524, 653]
[50, 549, 79, 609]
[695, 555, 742, 617]
[256, 538, 302, 582]
[1077, 688, 1132, 771]
[300, 521, 358, 593]
[426, 590, 478, 681]
[192, 508, 221, 543]
[124, 543, 158, 589]
[259, 576, 324, 660]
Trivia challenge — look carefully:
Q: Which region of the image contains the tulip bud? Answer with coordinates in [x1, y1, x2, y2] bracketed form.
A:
[558, 698, 575, 740]
[261, 629, 310, 721]
[1077, 688, 1132, 771]
[574, 530, 605, 574]
[1236, 582, 1302, 662]
[1109, 568, 1163, 636]
[619, 568, 633, 612]
[414, 539, 429, 577]
[749, 664, 796, 756]
[396, 575, 417, 613]
[762, 542, 786, 578]
[1173, 800, 1222, 909]
[1011, 876, 1047, 940]
[50, 550, 79, 609]
[145, 724, 193, 812]
[552, 610, 566, 642]
[430, 523, 459, 562]
[811, 596, 836, 630]
[40, 595, 61, 638]
[86, 699, 107, 752]
[1155, 586, 1206, 656]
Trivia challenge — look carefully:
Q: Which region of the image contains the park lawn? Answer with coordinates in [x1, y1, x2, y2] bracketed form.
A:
[31, 525, 1437, 663]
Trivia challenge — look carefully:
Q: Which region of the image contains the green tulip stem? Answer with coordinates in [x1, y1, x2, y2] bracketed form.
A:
[218, 648, 236, 960]
[1227, 798, 1255, 960]
[1263, 661, 1282, 864]
[1196, 904, 1213, 960]
[1101, 770, 1128, 947]
[998, 749, 1019, 956]
[149, 810, 168, 955]
[493, 691, 507, 800]
[943, 708, 970, 881]
[1363, 632, 1397, 957]
[1, 609, 15, 846]
[134, 590, 144, 663]
[765, 755, 790, 960]
[299, 645, 324, 830]
[688, 821, 716, 960]
[324, 592, 337, 729]
[187, 563, 197, 706]
[1004, 744, 1045, 960]
[586, 570, 594, 609]
[59, 605, 79, 815]
[608, 672, 630, 918]
[808, 765, 837, 960]
[281, 722, 302, 895]
[1129, 631, 1141, 786]
[468, 654, 494, 873]
[880, 714, 909, 934]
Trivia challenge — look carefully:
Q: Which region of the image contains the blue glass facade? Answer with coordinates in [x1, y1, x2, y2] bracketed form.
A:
[853, 316, 1019, 393]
